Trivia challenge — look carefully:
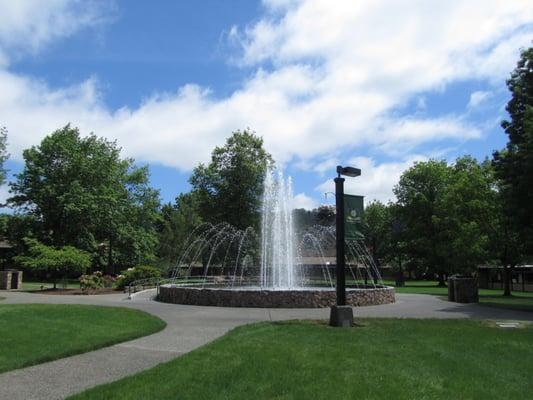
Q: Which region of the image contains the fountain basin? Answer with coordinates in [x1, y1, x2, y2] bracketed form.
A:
[157, 284, 395, 308]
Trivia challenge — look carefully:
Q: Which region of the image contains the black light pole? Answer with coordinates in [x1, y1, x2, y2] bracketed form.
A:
[330, 165, 361, 327]
[334, 170, 346, 306]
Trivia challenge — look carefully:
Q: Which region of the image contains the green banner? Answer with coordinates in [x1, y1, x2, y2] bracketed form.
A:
[344, 194, 364, 240]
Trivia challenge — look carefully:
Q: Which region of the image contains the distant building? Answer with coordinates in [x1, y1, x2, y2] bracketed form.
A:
[478, 265, 533, 292]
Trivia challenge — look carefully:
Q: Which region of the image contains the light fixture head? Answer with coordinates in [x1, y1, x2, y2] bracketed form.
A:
[336, 165, 361, 177]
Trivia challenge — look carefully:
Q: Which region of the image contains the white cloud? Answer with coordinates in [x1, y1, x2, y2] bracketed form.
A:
[0, 0, 111, 58]
[316, 155, 428, 204]
[468, 90, 493, 109]
[292, 192, 318, 210]
[0, 0, 532, 172]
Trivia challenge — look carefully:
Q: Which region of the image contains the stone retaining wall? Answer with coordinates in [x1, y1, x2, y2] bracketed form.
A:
[157, 285, 395, 308]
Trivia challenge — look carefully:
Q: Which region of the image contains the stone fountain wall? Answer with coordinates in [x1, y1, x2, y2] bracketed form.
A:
[157, 285, 395, 308]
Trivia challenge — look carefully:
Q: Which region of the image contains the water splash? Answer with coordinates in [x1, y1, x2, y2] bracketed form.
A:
[260, 169, 298, 289]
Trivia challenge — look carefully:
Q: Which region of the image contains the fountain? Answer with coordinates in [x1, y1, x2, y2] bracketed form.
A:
[158, 168, 394, 308]
[260, 170, 298, 289]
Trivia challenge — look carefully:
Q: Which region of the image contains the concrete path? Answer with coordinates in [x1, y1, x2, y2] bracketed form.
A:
[0, 290, 532, 400]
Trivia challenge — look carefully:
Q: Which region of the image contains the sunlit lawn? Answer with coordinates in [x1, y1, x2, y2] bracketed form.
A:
[70, 319, 533, 400]
[20, 280, 80, 291]
[383, 280, 533, 312]
[0, 304, 166, 373]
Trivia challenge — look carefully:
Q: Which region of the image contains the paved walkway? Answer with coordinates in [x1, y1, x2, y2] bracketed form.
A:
[0, 290, 532, 400]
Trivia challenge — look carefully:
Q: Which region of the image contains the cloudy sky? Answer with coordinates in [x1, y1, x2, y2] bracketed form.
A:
[1, 0, 532, 209]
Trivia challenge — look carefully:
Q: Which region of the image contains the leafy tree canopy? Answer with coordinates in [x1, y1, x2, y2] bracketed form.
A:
[14, 238, 91, 288]
[9, 125, 161, 270]
[493, 46, 533, 252]
[189, 129, 273, 230]
[157, 192, 202, 269]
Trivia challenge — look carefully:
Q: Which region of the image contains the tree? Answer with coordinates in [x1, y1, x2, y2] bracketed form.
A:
[493, 46, 533, 253]
[394, 160, 452, 286]
[9, 125, 161, 272]
[293, 208, 315, 233]
[0, 213, 40, 268]
[395, 157, 497, 286]
[361, 201, 391, 267]
[189, 129, 273, 230]
[14, 238, 91, 288]
[157, 192, 202, 270]
[315, 205, 335, 226]
[484, 163, 526, 296]
[0, 126, 9, 187]
[442, 157, 492, 275]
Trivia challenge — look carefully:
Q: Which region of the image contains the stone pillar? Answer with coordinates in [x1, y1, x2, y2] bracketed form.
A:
[0, 270, 13, 290]
[11, 271, 23, 289]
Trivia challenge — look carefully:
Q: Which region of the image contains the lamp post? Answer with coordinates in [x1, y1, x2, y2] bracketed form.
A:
[330, 165, 361, 327]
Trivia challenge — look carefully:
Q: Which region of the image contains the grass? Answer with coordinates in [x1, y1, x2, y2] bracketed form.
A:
[21, 280, 80, 291]
[70, 319, 533, 400]
[0, 304, 166, 373]
[383, 280, 533, 312]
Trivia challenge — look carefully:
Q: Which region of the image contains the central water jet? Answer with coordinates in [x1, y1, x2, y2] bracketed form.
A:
[260, 169, 299, 289]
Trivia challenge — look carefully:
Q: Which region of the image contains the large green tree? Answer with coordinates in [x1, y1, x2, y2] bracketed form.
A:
[189, 129, 273, 230]
[484, 163, 526, 296]
[493, 47, 533, 252]
[394, 160, 452, 285]
[9, 125, 161, 272]
[442, 157, 492, 275]
[394, 157, 497, 285]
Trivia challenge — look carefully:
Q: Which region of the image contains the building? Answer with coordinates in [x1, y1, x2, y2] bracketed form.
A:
[478, 265, 533, 292]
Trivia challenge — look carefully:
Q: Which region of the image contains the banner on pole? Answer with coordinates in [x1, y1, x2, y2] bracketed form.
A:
[344, 194, 364, 240]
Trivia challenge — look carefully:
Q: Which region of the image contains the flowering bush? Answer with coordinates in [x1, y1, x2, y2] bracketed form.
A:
[102, 274, 116, 288]
[79, 271, 104, 292]
[115, 265, 161, 289]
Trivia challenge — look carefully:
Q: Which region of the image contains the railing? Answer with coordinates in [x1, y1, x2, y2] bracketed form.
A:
[126, 277, 171, 299]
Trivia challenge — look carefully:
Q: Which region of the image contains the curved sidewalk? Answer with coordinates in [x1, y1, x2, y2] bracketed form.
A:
[0, 290, 532, 400]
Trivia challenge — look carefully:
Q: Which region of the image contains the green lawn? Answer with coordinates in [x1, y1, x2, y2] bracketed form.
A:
[383, 280, 533, 312]
[21, 280, 80, 291]
[70, 319, 533, 400]
[0, 304, 166, 373]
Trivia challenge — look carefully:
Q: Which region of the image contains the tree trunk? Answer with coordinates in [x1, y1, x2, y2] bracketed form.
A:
[437, 272, 446, 287]
[395, 255, 405, 287]
[503, 266, 512, 297]
[107, 237, 113, 275]
[53, 280, 57, 290]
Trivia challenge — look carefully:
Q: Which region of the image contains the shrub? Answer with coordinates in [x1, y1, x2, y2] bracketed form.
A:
[14, 238, 91, 289]
[102, 274, 116, 288]
[116, 265, 161, 289]
[79, 271, 104, 292]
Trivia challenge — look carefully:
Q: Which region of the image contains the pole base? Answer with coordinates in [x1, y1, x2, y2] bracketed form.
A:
[329, 305, 354, 327]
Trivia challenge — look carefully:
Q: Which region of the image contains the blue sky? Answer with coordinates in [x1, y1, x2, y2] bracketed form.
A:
[1, 0, 532, 209]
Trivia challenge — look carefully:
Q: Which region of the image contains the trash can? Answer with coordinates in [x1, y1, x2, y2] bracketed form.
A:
[448, 277, 455, 302]
[451, 276, 478, 303]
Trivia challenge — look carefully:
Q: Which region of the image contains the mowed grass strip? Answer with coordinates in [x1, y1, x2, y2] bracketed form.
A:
[383, 280, 533, 312]
[0, 304, 166, 373]
[71, 319, 533, 400]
